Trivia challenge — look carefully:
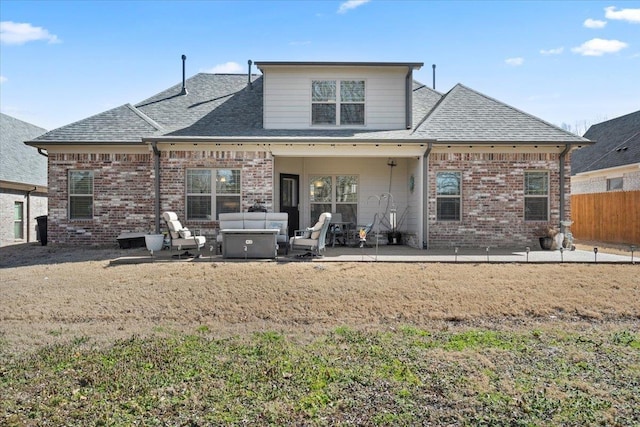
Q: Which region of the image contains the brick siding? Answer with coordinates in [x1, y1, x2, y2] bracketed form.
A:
[48, 150, 273, 245]
[427, 152, 571, 248]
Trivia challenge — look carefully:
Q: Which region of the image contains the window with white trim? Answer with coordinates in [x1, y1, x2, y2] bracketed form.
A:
[186, 169, 241, 220]
[309, 175, 358, 224]
[436, 171, 461, 221]
[524, 171, 549, 221]
[607, 177, 623, 191]
[311, 80, 365, 126]
[14, 202, 24, 240]
[69, 170, 94, 219]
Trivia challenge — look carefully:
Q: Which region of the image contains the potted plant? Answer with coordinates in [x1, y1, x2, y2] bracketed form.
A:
[536, 224, 557, 250]
[380, 205, 408, 245]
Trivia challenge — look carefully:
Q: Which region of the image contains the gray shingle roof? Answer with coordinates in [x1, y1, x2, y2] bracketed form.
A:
[27, 71, 591, 146]
[0, 113, 47, 186]
[33, 104, 163, 143]
[412, 84, 589, 143]
[571, 110, 640, 175]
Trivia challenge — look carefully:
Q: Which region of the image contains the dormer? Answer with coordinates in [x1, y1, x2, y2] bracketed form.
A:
[255, 62, 423, 131]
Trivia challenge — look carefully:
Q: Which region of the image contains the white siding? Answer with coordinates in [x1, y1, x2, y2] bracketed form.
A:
[274, 157, 411, 233]
[262, 66, 408, 130]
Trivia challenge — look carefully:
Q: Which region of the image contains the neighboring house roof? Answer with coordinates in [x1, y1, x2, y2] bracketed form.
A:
[413, 84, 589, 143]
[0, 113, 47, 187]
[571, 110, 640, 175]
[27, 68, 589, 146]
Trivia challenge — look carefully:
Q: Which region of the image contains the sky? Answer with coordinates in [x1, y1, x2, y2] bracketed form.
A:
[1, 0, 639, 134]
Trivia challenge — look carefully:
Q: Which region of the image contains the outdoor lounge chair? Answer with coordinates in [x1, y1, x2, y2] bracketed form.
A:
[162, 211, 206, 257]
[289, 212, 332, 257]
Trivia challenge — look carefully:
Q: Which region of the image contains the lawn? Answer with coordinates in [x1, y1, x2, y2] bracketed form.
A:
[0, 245, 638, 425]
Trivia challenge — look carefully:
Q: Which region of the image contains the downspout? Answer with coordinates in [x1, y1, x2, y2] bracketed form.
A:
[37, 148, 48, 157]
[26, 186, 36, 242]
[559, 144, 571, 232]
[423, 142, 433, 249]
[405, 67, 413, 129]
[152, 142, 161, 234]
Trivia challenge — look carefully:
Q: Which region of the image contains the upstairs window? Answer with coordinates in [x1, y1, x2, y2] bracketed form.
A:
[69, 170, 94, 219]
[312, 80, 365, 126]
[524, 171, 548, 221]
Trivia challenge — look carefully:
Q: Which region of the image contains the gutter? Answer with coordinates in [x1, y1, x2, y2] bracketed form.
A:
[152, 142, 161, 234]
[423, 142, 433, 249]
[405, 67, 413, 129]
[559, 144, 571, 230]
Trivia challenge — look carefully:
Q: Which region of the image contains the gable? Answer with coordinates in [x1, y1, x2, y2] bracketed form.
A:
[413, 84, 589, 143]
[257, 63, 421, 131]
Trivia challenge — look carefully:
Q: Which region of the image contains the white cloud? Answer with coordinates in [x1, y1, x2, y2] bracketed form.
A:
[571, 38, 628, 56]
[206, 62, 244, 74]
[337, 0, 370, 14]
[0, 75, 7, 84]
[540, 47, 564, 55]
[505, 57, 524, 66]
[583, 18, 607, 29]
[604, 6, 640, 23]
[0, 21, 60, 45]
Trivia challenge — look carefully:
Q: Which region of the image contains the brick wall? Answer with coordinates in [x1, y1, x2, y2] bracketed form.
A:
[48, 153, 155, 245]
[48, 150, 273, 245]
[159, 149, 273, 237]
[427, 152, 570, 248]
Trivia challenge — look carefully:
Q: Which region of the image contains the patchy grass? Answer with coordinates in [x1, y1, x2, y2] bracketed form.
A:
[1, 326, 638, 426]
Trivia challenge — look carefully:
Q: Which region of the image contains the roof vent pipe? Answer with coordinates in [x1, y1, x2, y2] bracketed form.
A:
[432, 64, 436, 90]
[180, 54, 188, 96]
[248, 60, 253, 89]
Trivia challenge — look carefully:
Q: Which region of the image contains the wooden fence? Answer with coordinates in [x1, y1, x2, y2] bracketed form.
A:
[571, 191, 640, 245]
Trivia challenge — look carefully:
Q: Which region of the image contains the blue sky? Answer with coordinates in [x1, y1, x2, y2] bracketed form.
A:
[1, 0, 639, 133]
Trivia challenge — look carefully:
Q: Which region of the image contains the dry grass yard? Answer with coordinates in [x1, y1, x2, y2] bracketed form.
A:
[1, 244, 638, 425]
[0, 244, 638, 352]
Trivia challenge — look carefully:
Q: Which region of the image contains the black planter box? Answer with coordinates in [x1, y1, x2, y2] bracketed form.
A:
[117, 232, 147, 249]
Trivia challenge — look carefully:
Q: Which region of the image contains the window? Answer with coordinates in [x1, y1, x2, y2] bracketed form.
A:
[312, 80, 365, 126]
[186, 169, 241, 220]
[14, 202, 24, 240]
[309, 175, 358, 224]
[436, 171, 461, 221]
[69, 171, 94, 219]
[524, 171, 548, 221]
[607, 177, 623, 191]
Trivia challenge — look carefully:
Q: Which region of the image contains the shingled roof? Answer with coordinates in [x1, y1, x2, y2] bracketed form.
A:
[27, 70, 590, 146]
[571, 110, 640, 175]
[0, 113, 47, 187]
[412, 84, 589, 143]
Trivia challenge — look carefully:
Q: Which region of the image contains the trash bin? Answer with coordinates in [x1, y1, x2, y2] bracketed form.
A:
[36, 215, 48, 246]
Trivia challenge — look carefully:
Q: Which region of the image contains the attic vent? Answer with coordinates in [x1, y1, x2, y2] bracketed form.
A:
[616, 147, 629, 152]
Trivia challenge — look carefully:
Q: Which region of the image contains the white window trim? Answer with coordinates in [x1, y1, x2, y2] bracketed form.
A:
[435, 170, 462, 222]
[308, 174, 359, 223]
[186, 168, 242, 221]
[524, 170, 549, 222]
[310, 79, 366, 127]
[68, 170, 94, 220]
[606, 176, 624, 191]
